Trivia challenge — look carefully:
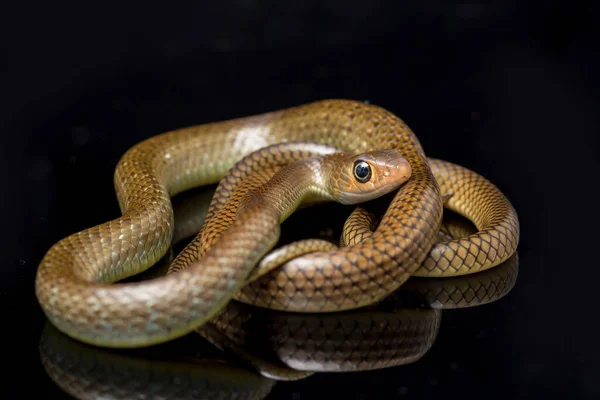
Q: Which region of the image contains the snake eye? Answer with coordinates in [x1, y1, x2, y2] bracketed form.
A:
[353, 160, 372, 183]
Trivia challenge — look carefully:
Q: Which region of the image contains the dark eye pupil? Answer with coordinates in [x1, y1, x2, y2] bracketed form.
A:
[354, 160, 371, 182]
[355, 163, 369, 178]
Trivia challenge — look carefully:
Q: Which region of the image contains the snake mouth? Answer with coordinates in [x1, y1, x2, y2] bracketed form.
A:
[338, 177, 411, 204]
[338, 182, 406, 205]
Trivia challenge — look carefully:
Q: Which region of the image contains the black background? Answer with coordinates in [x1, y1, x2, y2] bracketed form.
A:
[2, 1, 599, 399]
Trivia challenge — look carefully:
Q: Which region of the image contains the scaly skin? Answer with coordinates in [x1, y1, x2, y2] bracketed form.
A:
[171, 140, 518, 309]
[35, 99, 520, 349]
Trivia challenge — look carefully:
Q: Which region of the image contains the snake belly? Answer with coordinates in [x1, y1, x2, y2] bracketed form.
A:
[35, 99, 519, 348]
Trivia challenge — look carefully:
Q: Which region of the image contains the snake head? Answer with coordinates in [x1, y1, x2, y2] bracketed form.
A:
[327, 149, 412, 205]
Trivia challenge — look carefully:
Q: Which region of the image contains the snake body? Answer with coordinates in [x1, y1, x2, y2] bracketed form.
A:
[35, 99, 519, 348]
[39, 181, 519, 397]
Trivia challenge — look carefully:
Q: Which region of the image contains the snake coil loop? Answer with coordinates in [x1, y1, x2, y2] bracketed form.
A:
[35, 100, 519, 348]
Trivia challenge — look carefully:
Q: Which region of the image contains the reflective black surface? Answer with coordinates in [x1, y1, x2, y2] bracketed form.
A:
[4, 1, 599, 399]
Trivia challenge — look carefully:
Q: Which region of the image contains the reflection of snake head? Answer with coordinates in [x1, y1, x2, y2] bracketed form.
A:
[326, 149, 412, 205]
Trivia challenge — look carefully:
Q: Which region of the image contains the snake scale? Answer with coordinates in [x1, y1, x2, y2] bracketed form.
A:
[35, 99, 520, 348]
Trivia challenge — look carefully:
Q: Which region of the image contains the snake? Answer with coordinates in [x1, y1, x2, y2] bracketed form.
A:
[39, 185, 518, 397]
[35, 99, 520, 349]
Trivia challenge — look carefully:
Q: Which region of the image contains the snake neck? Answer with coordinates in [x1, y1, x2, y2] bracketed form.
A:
[237, 157, 334, 223]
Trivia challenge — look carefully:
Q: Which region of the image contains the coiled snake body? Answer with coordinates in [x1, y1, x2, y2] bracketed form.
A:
[35, 99, 519, 348]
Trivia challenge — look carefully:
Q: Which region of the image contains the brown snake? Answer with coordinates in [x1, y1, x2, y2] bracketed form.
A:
[39, 181, 519, 398]
[35, 99, 520, 348]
